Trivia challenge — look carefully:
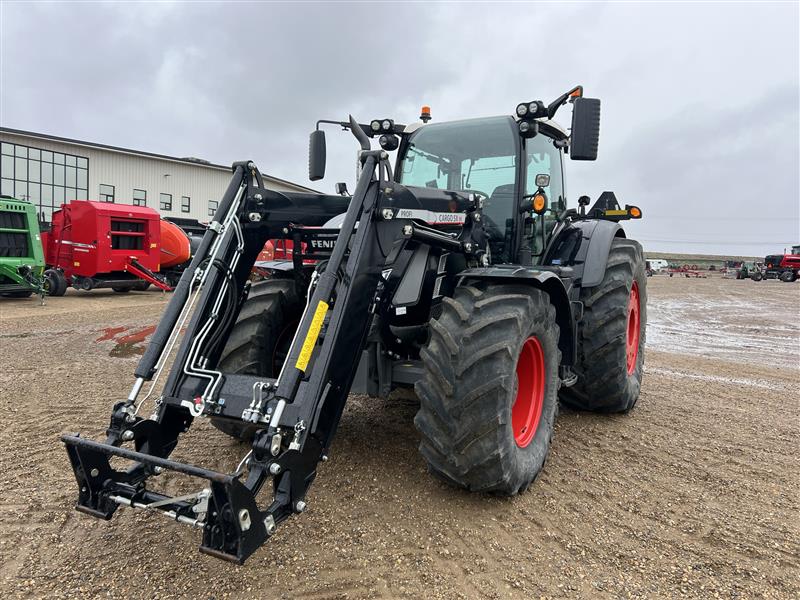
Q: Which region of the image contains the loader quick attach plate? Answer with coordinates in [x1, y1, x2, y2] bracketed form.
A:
[61, 434, 268, 564]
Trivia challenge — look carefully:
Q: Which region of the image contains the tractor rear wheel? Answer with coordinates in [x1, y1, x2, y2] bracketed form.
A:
[415, 284, 561, 496]
[210, 278, 302, 441]
[560, 238, 647, 413]
[780, 271, 797, 282]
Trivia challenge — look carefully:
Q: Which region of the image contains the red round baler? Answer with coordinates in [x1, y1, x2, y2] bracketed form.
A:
[42, 200, 175, 292]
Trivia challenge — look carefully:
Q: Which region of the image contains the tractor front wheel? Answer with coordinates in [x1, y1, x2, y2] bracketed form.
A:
[415, 284, 560, 496]
[560, 238, 647, 413]
[211, 278, 302, 441]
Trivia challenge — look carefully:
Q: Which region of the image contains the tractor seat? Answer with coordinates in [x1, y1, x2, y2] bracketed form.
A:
[483, 184, 516, 234]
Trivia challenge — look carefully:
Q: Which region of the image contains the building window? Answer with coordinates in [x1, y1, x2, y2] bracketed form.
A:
[208, 200, 218, 216]
[0, 141, 88, 223]
[99, 184, 115, 203]
[160, 193, 172, 211]
[181, 196, 190, 213]
[132, 189, 147, 206]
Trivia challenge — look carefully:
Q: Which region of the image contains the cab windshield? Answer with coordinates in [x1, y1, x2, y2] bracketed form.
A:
[398, 117, 519, 250]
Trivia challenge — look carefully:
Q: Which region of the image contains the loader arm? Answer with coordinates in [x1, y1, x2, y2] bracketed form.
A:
[62, 152, 486, 563]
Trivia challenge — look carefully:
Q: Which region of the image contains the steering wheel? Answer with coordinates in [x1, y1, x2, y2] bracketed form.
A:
[464, 190, 504, 238]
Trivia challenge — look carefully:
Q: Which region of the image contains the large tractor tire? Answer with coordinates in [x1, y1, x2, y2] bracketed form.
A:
[210, 278, 302, 441]
[780, 270, 797, 283]
[415, 284, 561, 496]
[560, 238, 647, 413]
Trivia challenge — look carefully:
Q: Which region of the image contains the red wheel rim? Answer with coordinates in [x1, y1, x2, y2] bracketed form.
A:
[626, 281, 641, 375]
[512, 337, 545, 448]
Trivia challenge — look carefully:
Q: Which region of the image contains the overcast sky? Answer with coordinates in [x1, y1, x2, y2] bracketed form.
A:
[1, 1, 798, 256]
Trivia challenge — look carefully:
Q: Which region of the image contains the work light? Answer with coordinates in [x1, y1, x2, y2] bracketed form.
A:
[370, 120, 381, 132]
[518, 120, 538, 138]
[379, 134, 399, 151]
[528, 101, 545, 119]
[381, 119, 393, 132]
[517, 100, 545, 120]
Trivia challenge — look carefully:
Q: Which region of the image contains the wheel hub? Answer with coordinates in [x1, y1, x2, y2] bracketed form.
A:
[512, 337, 545, 448]
[626, 281, 641, 374]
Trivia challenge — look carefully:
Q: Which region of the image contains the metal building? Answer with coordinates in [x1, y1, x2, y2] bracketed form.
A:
[0, 127, 315, 224]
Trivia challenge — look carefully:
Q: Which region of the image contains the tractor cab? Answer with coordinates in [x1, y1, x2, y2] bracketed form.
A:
[308, 86, 603, 267]
[396, 115, 568, 264]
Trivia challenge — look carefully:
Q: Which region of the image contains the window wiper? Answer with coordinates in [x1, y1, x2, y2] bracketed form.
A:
[407, 145, 451, 169]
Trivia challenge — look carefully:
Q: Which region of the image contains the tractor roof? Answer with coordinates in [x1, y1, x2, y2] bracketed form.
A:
[403, 115, 568, 140]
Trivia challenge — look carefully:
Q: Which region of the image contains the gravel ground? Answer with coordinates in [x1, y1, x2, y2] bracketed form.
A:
[0, 276, 798, 599]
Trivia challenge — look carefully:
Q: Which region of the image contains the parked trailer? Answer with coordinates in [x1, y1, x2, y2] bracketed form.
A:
[42, 200, 173, 294]
[647, 259, 668, 271]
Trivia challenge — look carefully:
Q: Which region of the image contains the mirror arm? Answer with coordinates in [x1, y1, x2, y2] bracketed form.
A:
[315, 119, 351, 131]
[547, 85, 583, 119]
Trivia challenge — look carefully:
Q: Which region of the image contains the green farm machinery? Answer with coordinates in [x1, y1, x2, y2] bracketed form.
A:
[0, 195, 49, 299]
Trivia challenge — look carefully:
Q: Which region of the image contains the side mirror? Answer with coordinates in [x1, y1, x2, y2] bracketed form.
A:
[309, 130, 326, 181]
[570, 97, 600, 161]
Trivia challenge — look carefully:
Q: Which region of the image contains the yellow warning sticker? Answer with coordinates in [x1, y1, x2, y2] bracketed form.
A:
[295, 300, 329, 372]
[604, 209, 627, 216]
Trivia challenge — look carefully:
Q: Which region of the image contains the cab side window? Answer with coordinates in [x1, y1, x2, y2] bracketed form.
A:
[525, 136, 564, 211]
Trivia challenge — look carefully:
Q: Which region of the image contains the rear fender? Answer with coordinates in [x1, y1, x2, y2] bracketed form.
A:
[545, 220, 625, 288]
[457, 267, 575, 365]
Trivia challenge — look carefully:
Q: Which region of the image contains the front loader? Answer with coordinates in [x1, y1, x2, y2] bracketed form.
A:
[62, 86, 647, 564]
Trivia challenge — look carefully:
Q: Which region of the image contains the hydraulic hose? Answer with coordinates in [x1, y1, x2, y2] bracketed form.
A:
[134, 165, 246, 380]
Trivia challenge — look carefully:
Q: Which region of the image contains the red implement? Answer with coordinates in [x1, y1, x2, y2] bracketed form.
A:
[42, 200, 170, 291]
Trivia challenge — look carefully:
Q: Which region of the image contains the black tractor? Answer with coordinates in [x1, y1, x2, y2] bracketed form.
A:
[63, 85, 647, 563]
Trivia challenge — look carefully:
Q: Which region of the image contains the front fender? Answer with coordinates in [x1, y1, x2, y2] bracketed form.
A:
[457, 266, 575, 366]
